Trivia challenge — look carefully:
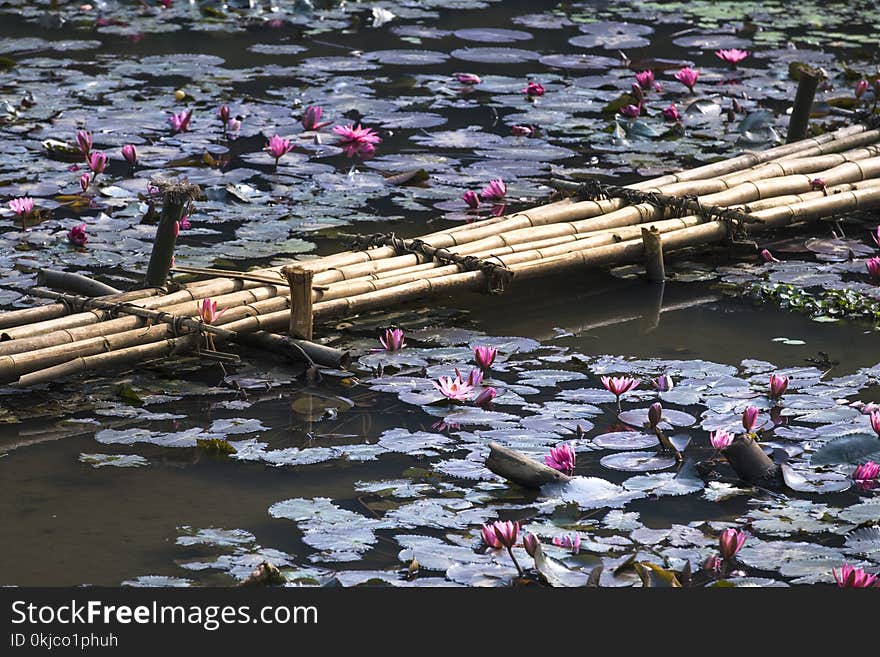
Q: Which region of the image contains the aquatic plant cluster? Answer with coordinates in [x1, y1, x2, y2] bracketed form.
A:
[2, 1, 880, 587]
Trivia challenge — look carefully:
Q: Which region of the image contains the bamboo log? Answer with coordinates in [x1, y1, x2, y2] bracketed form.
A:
[0, 287, 161, 330]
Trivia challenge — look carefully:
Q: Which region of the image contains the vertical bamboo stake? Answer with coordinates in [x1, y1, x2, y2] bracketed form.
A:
[144, 178, 201, 288]
[642, 227, 666, 282]
[787, 67, 821, 144]
[284, 266, 314, 340]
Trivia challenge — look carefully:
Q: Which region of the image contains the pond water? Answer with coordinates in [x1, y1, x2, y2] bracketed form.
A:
[1, 0, 880, 587]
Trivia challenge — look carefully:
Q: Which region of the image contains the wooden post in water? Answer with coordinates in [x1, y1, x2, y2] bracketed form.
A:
[284, 266, 314, 340]
[642, 227, 666, 282]
[144, 178, 201, 288]
[787, 67, 821, 144]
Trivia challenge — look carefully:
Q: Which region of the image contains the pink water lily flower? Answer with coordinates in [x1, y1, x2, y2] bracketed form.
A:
[769, 373, 789, 399]
[522, 532, 540, 557]
[511, 124, 534, 137]
[870, 410, 880, 437]
[454, 72, 482, 85]
[76, 130, 92, 156]
[481, 524, 502, 549]
[462, 189, 480, 209]
[198, 298, 226, 325]
[718, 528, 747, 562]
[217, 105, 230, 125]
[473, 386, 497, 408]
[619, 103, 641, 118]
[8, 197, 34, 217]
[379, 328, 405, 351]
[301, 105, 332, 131]
[67, 223, 88, 246]
[652, 374, 674, 392]
[761, 248, 780, 263]
[460, 367, 483, 387]
[856, 80, 869, 99]
[87, 151, 107, 175]
[710, 429, 734, 451]
[479, 178, 506, 202]
[866, 257, 880, 283]
[552, 533, 581, 555]
[474, 345, 497, 370]
[433, 375, 474, 402]
[227, 118, 241, 133]
[491, 520, 520, 549]
[522, 81, 545, 97]
[121, 144, 137, 167]
[333, 123, 381, 157]
[674, 67, 699, 93]
[635, 70, 654, 90]
[601, 375, 640, 409]
[168, 109, 193, 133]
[79, 173, 91, 193]
[715, 48, 749, 67]
[833, 564, 878, 588]
[854, 461, 880, 491]
[544, 443, 576, 476]
[742, 405, 760, 432]
[661, 103, 681, 122]
[265, 134, 293, 166]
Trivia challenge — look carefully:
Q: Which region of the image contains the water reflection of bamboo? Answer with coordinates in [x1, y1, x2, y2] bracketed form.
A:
[3, 122, 880, 385]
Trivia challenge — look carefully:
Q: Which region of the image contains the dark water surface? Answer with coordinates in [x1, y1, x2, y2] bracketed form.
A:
[2, 1, 880, 587]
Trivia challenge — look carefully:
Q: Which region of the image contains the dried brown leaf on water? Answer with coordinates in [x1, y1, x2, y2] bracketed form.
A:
[239, 561, 284, 587]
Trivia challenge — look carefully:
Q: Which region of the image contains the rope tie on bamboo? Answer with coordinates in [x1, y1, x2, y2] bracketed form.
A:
[561, 178, 764, 242]
[350, 232, 513, 294]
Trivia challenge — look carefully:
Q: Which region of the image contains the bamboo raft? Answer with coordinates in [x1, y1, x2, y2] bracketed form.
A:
[3, 119, 880, 388]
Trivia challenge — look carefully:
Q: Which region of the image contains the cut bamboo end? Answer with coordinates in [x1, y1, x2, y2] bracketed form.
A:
[283, 266, 315, 341]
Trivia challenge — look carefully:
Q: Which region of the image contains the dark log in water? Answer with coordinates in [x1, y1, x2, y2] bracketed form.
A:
[724, 435, 782, 485]
[37, 269, 122, 297]
[485, 441, 571, 489]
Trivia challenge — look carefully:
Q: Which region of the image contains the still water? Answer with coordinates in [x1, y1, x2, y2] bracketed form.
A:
[1, 0, 879, 586]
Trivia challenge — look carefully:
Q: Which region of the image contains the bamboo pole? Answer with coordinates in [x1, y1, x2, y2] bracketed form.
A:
[5, 125, 880, 384]
[17, 174, 876, 386]
[6, 177, 878, 368]
[1, 121, 873, 342]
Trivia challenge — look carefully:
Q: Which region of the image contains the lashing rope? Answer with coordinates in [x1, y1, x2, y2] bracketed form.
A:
[350, 233, 513, 294]
[554, 178, 764, 242]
